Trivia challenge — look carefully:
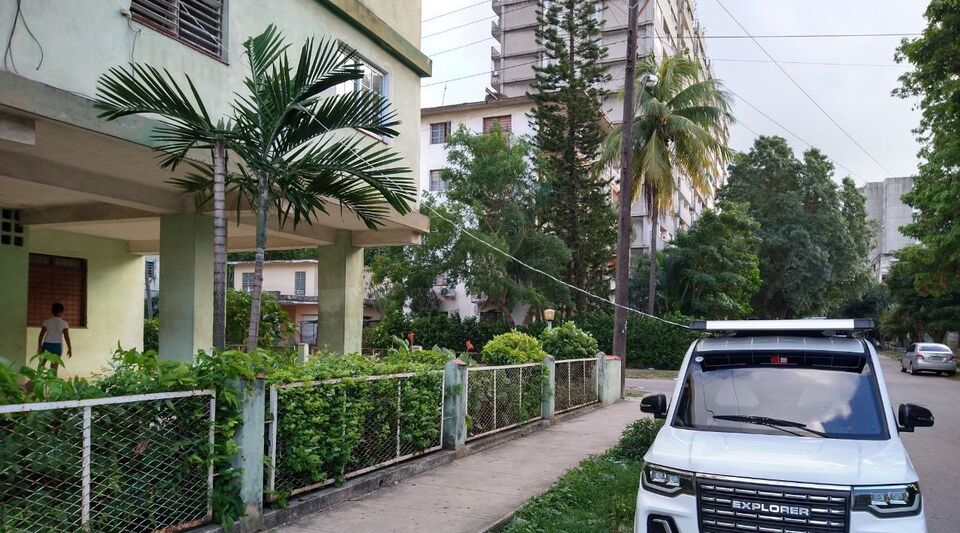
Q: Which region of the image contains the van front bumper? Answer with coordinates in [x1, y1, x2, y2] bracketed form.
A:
[634, 485, 928, 533]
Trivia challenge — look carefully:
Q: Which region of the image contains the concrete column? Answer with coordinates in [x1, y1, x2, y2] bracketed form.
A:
[600, 355, 623, 406]
[0, 226, 28, 366]
[442, 358, 468, 451]
[231, 377, 265, 519]
[296, 343, 310, 364]
[541, 355, 556, 424]
[158, 214, 213, 362]
[316, 231, 363, 354]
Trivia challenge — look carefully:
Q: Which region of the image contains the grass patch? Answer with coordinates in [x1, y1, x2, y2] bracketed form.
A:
[503, 419, 663, 533]
[625, 368, 678, 380]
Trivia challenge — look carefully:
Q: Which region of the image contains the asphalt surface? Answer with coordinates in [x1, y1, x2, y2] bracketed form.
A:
[627, 355, 959, 533]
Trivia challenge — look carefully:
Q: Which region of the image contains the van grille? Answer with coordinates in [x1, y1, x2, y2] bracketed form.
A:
[697, 477, 849, 533]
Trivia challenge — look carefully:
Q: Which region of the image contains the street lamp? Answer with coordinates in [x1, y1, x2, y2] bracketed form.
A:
[544, 308, 556, 329]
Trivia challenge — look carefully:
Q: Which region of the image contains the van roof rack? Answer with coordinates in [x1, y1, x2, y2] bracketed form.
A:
[689, 319, 875, 335]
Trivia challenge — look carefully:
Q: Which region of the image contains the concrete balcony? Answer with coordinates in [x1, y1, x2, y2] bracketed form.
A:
[491, 20, 502, 41]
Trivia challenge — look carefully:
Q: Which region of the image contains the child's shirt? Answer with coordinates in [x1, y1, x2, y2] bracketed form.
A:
[42, 317, 69, 343]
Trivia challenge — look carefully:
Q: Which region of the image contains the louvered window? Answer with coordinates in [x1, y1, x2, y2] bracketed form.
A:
[28, 254, 87, 327]
[294, 271, 306, 296]
[241, 272, 254, 292]
[482, 115, 512, 133]
[131, 0, 226, 59]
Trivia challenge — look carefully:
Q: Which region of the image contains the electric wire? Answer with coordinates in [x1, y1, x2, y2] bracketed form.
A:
[422, 0, 489, 23]
[712, 0, 896, 178]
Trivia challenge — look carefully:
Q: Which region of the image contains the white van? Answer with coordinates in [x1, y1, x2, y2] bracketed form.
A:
[635, 319, 932, 533]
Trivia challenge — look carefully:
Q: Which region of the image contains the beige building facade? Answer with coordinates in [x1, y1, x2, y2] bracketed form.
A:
[0, 0, 430, 374]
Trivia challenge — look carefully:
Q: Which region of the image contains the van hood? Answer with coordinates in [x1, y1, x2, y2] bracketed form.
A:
[645, 425, 918, 486]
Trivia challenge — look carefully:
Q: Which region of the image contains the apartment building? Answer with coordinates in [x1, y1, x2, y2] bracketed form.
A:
[490, 0, 729, 253]
[860, 177, 918, 280]
[0, 0, 430, 372]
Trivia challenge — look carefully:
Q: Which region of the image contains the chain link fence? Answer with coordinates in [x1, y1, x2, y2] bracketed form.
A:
[554, 358, 599, 413]
[0, 390, 215, 533]
[466, 363, 543, 440]
[265, 372, 444, 499]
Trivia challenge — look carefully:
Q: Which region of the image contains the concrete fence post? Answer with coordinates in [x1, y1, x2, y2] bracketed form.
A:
[599, 355, 622, 406]
[230, 376, 266, 519]
[542, 355, 556, 424]
[442, 358, 468, 452]
[296, 343, 309, 364]
[596, 351, 605, 401]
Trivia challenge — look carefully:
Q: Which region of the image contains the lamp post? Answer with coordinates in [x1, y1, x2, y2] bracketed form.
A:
[544, 308, 556, 329]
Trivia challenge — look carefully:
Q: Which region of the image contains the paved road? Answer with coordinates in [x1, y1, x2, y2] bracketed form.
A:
[877, 354, 958, 533]
[629, 357, 959, 533]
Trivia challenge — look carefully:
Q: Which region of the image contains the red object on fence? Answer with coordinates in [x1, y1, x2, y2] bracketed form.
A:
[465, 340, 474, 351]
[407, 332, 415, 347]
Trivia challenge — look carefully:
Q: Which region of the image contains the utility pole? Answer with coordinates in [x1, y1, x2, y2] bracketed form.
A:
[613, 0, 644, 397]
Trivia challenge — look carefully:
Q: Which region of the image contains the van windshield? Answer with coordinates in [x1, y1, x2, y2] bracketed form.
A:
[671, 350, 888, 440]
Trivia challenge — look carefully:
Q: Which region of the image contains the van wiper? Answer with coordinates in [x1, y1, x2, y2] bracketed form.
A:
[712, 414, 830, 438]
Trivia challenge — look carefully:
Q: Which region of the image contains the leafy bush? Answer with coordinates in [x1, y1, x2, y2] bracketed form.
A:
[575, 311, 700, 369]
[610, 418, 665, 461]
[481, 331, 547, 365]
[143, 317, 159, 352]
[225, 289, 295, 348]
[372, 310, 510, 353]
[540, 322, 599, 360]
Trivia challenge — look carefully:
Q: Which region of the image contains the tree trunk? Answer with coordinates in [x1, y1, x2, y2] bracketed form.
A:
[500, 293, 516, 328]
[246, 172, 271, 352]
[647, 193, 659, 316]
[212, 141, 227, 350]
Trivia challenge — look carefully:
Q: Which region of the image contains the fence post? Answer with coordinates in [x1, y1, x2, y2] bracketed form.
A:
[230, 376, 266, 520]
[296, 343, 309, 364]
[541, 355, 556, 424]
[442, 358, 468, 452]
[599, 355, 622, 406]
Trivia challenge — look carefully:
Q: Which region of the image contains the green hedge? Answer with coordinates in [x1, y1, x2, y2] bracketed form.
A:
[372, 310, 698, 370]
[540, 322, 598, 360]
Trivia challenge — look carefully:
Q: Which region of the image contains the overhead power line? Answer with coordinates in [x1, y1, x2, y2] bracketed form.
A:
[712, 58, 909, 68]
[422, 0, 488, 23]
[713, 0, 895, 178]
[423, 204, 689, 329]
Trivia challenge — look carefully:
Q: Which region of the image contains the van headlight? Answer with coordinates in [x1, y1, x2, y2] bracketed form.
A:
[852, 483, 921, 517]
[641, 463, 694, 496]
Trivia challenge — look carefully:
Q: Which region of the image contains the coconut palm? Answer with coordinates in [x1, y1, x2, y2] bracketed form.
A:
[96, 64, 234, 351]
[600, 53, 733, 315]
[226, 26, 415, 350]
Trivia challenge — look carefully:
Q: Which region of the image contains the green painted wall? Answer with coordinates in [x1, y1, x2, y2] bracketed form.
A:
[159, 214, 214, 362]
[22, 229, 144, 377]
[0, 230, 28, 366]
[317, 231, 364, 354]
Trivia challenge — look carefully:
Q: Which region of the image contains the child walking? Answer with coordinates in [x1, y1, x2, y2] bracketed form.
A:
[37, 302, 73, 371]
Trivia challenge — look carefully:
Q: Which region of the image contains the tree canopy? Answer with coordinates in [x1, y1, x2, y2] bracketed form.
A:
[529, 0, 615, 313]
[719, 136, 873, 318]
[660, 203, 761, 319]
[370, 125, 570, 325]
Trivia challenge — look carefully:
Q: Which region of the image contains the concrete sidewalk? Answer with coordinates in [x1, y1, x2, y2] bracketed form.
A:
[273, 400, 643, 533]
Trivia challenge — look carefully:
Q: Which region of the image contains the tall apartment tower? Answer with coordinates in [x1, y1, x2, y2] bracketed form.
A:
[490, 0, 729, 254]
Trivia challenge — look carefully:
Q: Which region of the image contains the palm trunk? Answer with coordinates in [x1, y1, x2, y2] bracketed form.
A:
[246, 172, 270, 351]
[212, 141, 227, 350]
[647, 193, 659, 316]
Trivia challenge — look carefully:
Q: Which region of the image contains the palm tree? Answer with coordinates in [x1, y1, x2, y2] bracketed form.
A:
[227, 26, 415, 350]
[600, 53, 732, 315]
[96, 65, 234, 351]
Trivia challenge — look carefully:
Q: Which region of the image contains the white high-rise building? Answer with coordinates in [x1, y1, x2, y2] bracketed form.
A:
[490, 0, 730, 254]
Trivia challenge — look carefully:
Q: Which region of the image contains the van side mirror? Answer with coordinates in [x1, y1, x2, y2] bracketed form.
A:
[898, 403, 934, 432]
[640, 393, 668, 419]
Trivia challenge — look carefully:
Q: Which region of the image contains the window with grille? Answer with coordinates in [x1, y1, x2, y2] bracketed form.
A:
[336, 55, 387, 97]
[131, 0, 226, 59]
[430, 122, 450, 144]
[429, 170, 447, 192]
[294, 271, 306, 296]
[482, 115, 512, 133]
[241, 272, 254, 292]
[1, 209, 24, 247]
[28, 254, 87, 327]
[145, 259, 156, 280]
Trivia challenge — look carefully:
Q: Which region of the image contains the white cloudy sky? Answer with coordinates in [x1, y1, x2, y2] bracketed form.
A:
[419, 0, 928, 185]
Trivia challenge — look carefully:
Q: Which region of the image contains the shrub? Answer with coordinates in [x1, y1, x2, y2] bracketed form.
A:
[481, 331, 547, 365]
[372, 310, 510, 353]
[143, 317, 159, 352]
[225, 289, 295, 348]
[610, 418, 665, 461]
[575, 311, 700, 369]
[540, 322, 599, 360]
